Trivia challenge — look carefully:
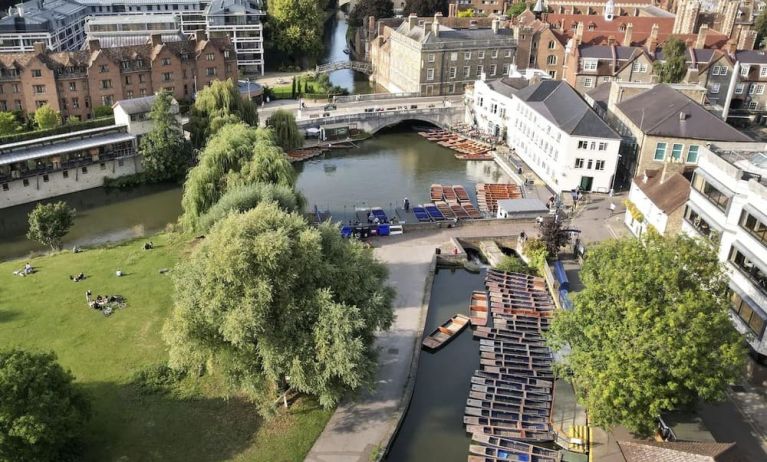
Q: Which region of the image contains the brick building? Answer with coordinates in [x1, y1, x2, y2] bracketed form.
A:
[0, 33, 237, 120]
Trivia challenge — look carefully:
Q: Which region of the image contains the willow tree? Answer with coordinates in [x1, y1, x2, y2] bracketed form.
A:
[163, 202, 395, 414]
[548, 234, 745, 435]
[265, 109, 304, 152]
[232, 128, 296, 187]
[196, 182, 304, 232]
[189, 79, 259, 148]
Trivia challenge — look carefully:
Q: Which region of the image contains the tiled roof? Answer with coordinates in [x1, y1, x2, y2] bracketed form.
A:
[633, 171, 690, 213]
[735, 50, 767, 64]
[617, 440, 739, 462]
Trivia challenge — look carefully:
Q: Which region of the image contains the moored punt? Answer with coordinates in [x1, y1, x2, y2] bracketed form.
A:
[470, 290, 489, 326]
[483, 365, 554, 380]
[435, 201, 456, 218]
[451, 203, 471, 219]
[469, 391, 552, 409]
[486, 285, 549, 297]
[471, 382, 553, 400]
[412, 206, 431, 222]
[424, 203, 446, 221]
[479, 356, 553, 369]
[443, 185, 458, 200]
[487, 269, 545, 282]
[468, 445, 559, 462]
[472, 434, 561, 459]
[472, 372, 554, 390]
[490, 306, 554, 317]
[466, 399, 550, 417]
[473, 331, 546, 345]
[463, 414, 551, 430]
[430, 184, 444, 201]
[453, 185, 470, 202]
[493, 316, 550, 331]
[463, 203, 484, 219]
[480, 351, 553, 364]
[422, 313, 470, 350]
[466, 426, 555, 443]
[479, 342, 552, 356]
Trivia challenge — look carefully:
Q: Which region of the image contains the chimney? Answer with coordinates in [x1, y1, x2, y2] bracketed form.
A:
[151, 34, 162, 47]
[660, 161, 670, 184]
[646, 23, 659, 53]
[695, 24, 708, 49]
[368, 15, 376, 35]
[622, 23, 633, 47]
[508, 63, 518, 77]
[726, 39, 737, 55]
[607, 35, 616, 46]
[195, 30, 206, 43]
[432, 13, 440, 37]
[530, 73, 542, 86]
[738, 29, 757, 51]
[33, 41, 46, 55]
[575, 21, 584, 44]
[492, 18, 500, 34]
[408, 13, 417, 31]
[88, 38, 100, 52]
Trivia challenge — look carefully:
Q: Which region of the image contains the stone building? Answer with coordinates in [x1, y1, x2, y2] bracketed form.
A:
[0, 33, 237, 120]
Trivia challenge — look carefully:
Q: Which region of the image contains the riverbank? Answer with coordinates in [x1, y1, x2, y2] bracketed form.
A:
[0, 233, 332, 461]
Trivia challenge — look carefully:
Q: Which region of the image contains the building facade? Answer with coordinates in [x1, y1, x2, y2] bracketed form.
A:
[0, 34, 237, 120]
[624, 168, 690, 236]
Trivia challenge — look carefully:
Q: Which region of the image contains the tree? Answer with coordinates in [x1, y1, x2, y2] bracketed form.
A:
[456, 8, 475, 17]
[139, 90, 192, 182]
[495, 255, 538, 275]
[756, 10, 767, 49]
[403, 0, 449, 16]
[93, 105, 113, 118]
[349, 0, 394, 27]
[0, 112, 20, 135]
[506, 2, 529, 17]
[163, 202, 395, 414]
[197, 182, 304, 232]
[268, 0, 325, 59]
[231, 128, 297, 187]
[547, 234, 745, 435]
[0, 349, 90, 461]
[539, 216, 570, 256]
[34, 104, 61, 130]
[656, 38, 688, 84]
[189, 79, 259, 148]
[266, 109, 304, 151]
[26, 201, 76, 251]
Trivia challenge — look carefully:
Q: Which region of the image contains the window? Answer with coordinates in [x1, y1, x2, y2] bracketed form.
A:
[583, 77, 593, 87]
[224, 51, 231, 59]
[71, 98, 79, 109]
[548, 40, 556, 49]
[81, 167, 88, 174]
[428, 53, 435, 63]
[749, 101, 759, 110]
[684, 205, 716, 240]
[547, 55, 557, 65]
[69, 82, 76, 91]
[735, 83, 745, 94]
[687, 145, 699, 163]
[447, 83, 454, 94]
[101, 79, 112, 89]
[730, 290, 766, 338]
[587, 159, 593, 169]
[449, 67, 457, 79]
[101, 95, 113, 106]
[750, 83, 757, 95]
[712, 65, 720, 75]
[577, 140, 588, 149]
[692, 172, 730, 211]
[740, 209, 767, 248]
[761, 65, 767, 77]
[32, 85, 45, 94]
[758, 84, 765, 95]
[42, 175, 49, 182]
[121, 60, 130, 70]
[99, 64, 108, 73]
[598, 142, 607, 151]
[31, 69, 41, 77]
[463, 66, 470, 78]
[161, 58, 171, 66]
[139, 74, 146, 83]
[206, 53, 215, 61]
[478, 51, 485, 59]
[491, 49, 498, 58]
[671, 143, 684, 161]
[504, 49, 512, 57]
[710, 83, 720, 94]
[595, 160, 605, 170]
[729, 247, 767, 295]
[464, 51, 471, 60]
[22, 179, 29, 187]
[653, 142, 667, 161]
[549, 70, 557, 79]
[583, 59, 597, 71]
[426, 68, 434, 81]
[574, 158, 584, 168]
[450, 52, 457, 61]
[34, 100, 47, 108]
[476, 65, 483, 76]
[741, 64, 750, 76]
[162, 72, 173, 81]
[719, 66, 727, 76]
[206, 67, 216, 76]
[490, 64, 497, 76]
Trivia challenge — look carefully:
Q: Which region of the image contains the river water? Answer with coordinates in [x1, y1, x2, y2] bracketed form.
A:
[322, 11, 379, 94]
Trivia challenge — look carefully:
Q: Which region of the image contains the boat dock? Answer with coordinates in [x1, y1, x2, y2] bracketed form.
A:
[417, 128, 495, 161]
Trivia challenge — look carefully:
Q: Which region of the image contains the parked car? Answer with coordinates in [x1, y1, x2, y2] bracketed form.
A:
[324, 104, 337, 111]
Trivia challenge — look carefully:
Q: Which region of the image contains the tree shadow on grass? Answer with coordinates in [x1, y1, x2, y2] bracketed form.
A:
[0, 309, 20, 323]
[78, 381, 263, 462]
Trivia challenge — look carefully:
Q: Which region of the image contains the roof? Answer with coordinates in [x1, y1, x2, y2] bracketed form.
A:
[580, 45, 638, 60]
[514, 80, 621, 139]
[734, 50, 767, 64]
[0, 131, 134, 166]
[633, 171, 691, 213]
[113, 94, 178, 115]
[617, 440, 739, 462]
[616, 84, 752, 142]
[486, 77, 532, 97]
[396, 21, 514, 46]
[497, 198, 549, 213]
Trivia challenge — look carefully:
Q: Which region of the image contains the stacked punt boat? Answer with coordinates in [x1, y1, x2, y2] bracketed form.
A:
[476, 183, 524, 214]
[428, 184, 484, 220]
[464, 270, 560, 461]
[418, 128, 494, 160]
[286, 147, 327, 163]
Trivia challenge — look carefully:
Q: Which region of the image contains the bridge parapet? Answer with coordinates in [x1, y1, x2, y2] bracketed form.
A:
[295, 105, 464, 135]
[316, 61, 373, 75]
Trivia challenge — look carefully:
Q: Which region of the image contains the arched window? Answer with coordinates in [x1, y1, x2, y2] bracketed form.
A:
[547, 55, 557, 65]
[548, 40, 556, 49]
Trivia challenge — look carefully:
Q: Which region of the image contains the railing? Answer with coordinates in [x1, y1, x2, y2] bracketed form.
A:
[295, 105, 462, 127]
[315, 61, 373, 74]
[333, 92, 420, 104]
[0, 150, 136, 184]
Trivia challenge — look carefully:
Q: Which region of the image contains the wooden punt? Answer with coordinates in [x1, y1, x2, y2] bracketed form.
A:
[479, 346, 553, 360]
[490, 307, 555, 317]
[430, 184, 444, 201]
[493, 317, 550, 331]
[435, 201, 455, 218]
[443, 185, 458, 200]
[467, 426, 555, 443]
[472, 433, 560, 458]
[469, 445, 559, 462]
[453, 185, 470, 202]
[471, 383, 553, 401]
[466, 399, 550, 417]
[472, 372, 553, 390]
[488, 292, 552, 304]
[479, 339, 551, 353]
[483, 364, 553, 377]
[489, 301, 555, 312]
[422, 314, 470, 350]
[463, 203, 484, 219]
[451, 203, 471, 219]
[473, 326, 544, 340]
[470, 291, 489, 326]
[480, 351, 553, 365]
[469, 391, 552, 409]
[486, 285, 549, 298]
[479, 357, 552, 370]
[473, 331, 546, 345]
[464, 409, 550, 426]
[487, 270, 545, 282]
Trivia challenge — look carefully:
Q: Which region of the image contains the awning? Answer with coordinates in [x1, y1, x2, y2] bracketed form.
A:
[0, 132, 135, 166]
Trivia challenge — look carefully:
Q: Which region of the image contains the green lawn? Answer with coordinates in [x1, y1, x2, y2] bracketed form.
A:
[0, 233, 332, 461]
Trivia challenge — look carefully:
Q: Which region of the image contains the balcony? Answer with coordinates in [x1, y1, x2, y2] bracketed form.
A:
[0, 147, 136, 184]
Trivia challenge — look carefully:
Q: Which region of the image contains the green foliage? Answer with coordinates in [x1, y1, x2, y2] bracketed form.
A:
[506, 2, 529, 17]
[140, 91, 192, 182]
[656, 38, 688, 84]
[495, 255, 538, 275]
[0, 117, 114, 145]
[34, 103, 62, 130]
[0, 112, 21, 135]
[268, 0, 325, 59]
[266, 109, 304, 151]
[189, 79, 259, 148]
[547, 234, 745, 435]
[0, 349, 90, 461]
[349, 0, 394, 27]
[197, 182, 304, 232]
[523, 238, 549, 270]
[132, 364, 187, 395]
[756, 10, 767, 48]
[163, 202, 395, 414]
[456, 8, 475, 17]
[26, 201, 76, 251]
[93, 105, 113, 118]
[403, 0, 449, 15]
[539, 216, 570, 256]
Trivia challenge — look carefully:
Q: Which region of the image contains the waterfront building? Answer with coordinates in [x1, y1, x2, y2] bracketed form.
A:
[113, 94, 180, 137]
[682, 142, 767, 358]
[0, 124, 139, 209]
[0, 34, 236, 120]
[371, 13, 517, 96]
[0, 0, 264, 75]
[624, 167, 690, 236]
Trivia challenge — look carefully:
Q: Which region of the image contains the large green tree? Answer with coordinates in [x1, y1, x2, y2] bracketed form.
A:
[0, 349, 90, 461]
[0, 112, 20, 135]
[656, 38, 688, 84]
[548, 234, 745, 435]
[197, 182, 304, 232]
[755, 10, 767, 48]
[403, 0, 449, 16]
[34, 104, 61, 130]
[265, 109, 304, 152]
[506, 2, 529, 17]
[163, 202, 395, 414]
[26, 201, 76, 251]
[189, 79, 259, 148]
[140, 90, 192, 182]
[268, 0, 326, 59]
[348, 0, 394, 27]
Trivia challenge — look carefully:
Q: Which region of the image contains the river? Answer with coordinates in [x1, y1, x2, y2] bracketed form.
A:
[321, 10, 379, 94]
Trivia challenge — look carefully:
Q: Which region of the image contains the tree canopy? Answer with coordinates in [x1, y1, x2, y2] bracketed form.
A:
[196, 182, 304, 232]
[506, 2, 529, 17]
[0, 349, 90, 461]
[163, 202, 395, 414]
[403, 0, 449, 16]
[547, 234, 745, 435]
[656, 38, 688, 83]
[539, 216, 570, 256]
[267, 0, 326, 59]
[189, 79, 259, 148]
[456, 8, 475, 17]
[348, 0, 394, 27]
[26, 201, 76, 251]
[34, 104, 61, 130]
[139, 90, 192, 182]
[266, 109, 304, 152]
[0, 112, 20, 135]
[755, 10, 767, 49]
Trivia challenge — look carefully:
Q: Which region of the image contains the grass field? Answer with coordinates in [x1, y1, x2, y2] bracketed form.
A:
[0, 233, 332, 461]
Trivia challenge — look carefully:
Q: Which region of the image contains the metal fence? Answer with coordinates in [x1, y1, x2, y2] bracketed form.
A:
[333, 92, 421, 104]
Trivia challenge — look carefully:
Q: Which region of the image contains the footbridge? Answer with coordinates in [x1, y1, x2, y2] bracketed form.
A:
[295, 103, 464, 135]
[316, 60, 372, 74]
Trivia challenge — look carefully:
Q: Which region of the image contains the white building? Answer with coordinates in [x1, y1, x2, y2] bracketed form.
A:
[682, 142, 767, 357]
[113, 94, 180, 137]
[624, 168, 691, 237]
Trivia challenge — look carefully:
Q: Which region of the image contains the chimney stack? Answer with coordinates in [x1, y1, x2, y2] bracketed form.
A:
[33, 41, 46, 55]
[646, 23, 659, 53]
[151, 34, 162, 47]
[408, 13, 417, 31]
[88, 38, 100, 52]
[726, 39, 737, 55]
[195, 30, 206, 43]
[738, 28, 757, 51]
[492, 18, 500, 34]
[575, 21, 584, 44]
[432, 13, 440, 37]
[622, 23, 633, 47]
[607, 35, 616, 46]
[695, 24, 708, 49]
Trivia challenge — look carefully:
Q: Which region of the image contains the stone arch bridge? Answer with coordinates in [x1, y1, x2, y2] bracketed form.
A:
[295, 105, 464, 135]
